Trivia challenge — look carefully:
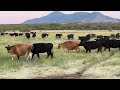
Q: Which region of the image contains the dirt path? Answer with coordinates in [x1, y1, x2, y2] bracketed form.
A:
[33, 53, 115, 79]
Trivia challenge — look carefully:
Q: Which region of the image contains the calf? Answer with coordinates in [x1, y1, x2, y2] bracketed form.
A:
[14, 32, 19, 37]
[41, 33, 49, 38]
[25, 32, 30, 39]
[32, 32, 36, 38]
[58, 40, 80, 53]
[5, 43, 33, 60]
[31, 43, 53, 59]
[67, 34, 74, 40]
[56, 34, 63, 38]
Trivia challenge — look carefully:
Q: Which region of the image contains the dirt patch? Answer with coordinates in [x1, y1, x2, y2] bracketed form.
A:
[33, 72, 84, 79]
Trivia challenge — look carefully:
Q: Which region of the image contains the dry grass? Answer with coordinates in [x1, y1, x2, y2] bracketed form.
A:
[0, 30, 120, 79]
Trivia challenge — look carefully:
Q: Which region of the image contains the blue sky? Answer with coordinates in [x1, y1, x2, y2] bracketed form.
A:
[0, 11, 120, 24]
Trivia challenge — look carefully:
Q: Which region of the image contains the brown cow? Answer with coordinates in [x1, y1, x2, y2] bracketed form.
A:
[5, 43, 33, 60]
[58, 40, 80, 52]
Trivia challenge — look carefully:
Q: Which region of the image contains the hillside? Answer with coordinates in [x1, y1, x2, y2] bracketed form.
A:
[22, 11, 120, 24]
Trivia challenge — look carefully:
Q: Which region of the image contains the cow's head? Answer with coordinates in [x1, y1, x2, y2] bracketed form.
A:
[5, 45, 12, 53]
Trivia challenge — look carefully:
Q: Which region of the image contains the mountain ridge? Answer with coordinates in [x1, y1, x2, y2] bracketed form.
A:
[22, 11, 120, 24]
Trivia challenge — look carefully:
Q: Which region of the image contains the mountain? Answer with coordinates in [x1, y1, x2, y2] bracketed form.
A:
[22, 11, 120, 24]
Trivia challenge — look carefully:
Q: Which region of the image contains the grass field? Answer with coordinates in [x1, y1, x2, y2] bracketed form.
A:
[1, 30, 120, 79]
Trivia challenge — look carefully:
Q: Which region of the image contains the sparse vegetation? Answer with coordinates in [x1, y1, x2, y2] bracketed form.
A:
[1, 23, 120, 32]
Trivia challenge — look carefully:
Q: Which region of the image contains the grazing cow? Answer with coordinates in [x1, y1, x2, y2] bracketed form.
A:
[58, 41, 80, 52]
[79, 41, 102, 53]
[9, 33, 15, 36]
[100, 39, 120, 52]
[67, 34, 74, 40]
[31, 43, 53, 59]
[5, 33, 8, 35]
[14, 32, 19, 37]
[41, 33, 49, 38]
[1, 32, 5, 36]
[56, 34, 63, 38]
[32, 32, 36, 38]
[5, 43, 33, 60]
[78, 36, 90, 42]
[25, 32, 30, 39]
[19, 33, 23, 36]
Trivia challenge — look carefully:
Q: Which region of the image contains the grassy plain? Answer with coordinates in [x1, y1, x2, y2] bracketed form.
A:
[0, 30, 120, 79]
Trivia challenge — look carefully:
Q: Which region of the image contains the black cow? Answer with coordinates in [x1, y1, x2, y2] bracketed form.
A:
[25, 32, 30, 39]
[32, 32, 36, 38]
[9, 33, 15, 36]
[56, 34, 63, 38]
[67, 34, 74, 40]
[78, 35, 90, 42]
[31, 43, 53, 59]
[101, 39, 120, 52]
[41, 33, 49, 38]
[14, 33, 18, 37]
[5, 33, 8, 35]
[79, 41, 102, 53]
[1, 32, 5, 36]
[19, 33, 23, 36]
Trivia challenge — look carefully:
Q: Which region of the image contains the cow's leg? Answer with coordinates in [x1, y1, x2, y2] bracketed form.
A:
[86, 49, 88, 53]
[12, 57, 14, 61]
[77, 47, 80, 52]
[37, 53, 40, 58]
[97, 48, 99, 53]
[46, 52, 50, 59]
[29, 52, 32, 60]
[51, 53, 53, 59]
[98, 47, 102, 53]
[104, 47, 106, 51]
[68, 49, 69, 53]
[89, 49, 91, 53]
[100, 47, 102, 53]
[109, 47, 110, 52]
[76, 47, 80, 53]
[27, 52, 32, 61]
[17, 56, 20, 60]
[11, 55, 16, 61]
[32, 53, 35, 59]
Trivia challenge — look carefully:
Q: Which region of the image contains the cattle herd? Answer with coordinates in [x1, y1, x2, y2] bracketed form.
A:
[2, 31, 120, 61]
